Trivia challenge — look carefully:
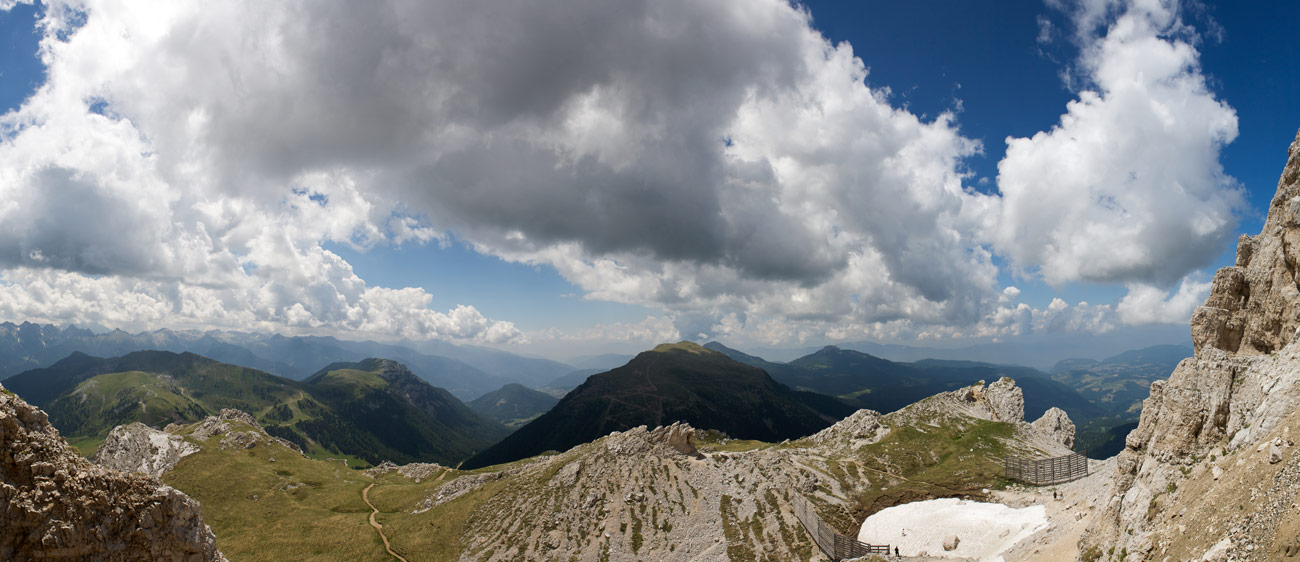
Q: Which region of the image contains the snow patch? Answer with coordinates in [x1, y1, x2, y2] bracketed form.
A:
[857, 498, 1048, 561]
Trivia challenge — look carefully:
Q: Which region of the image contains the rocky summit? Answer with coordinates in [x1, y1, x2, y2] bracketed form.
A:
[1083, 127, 1300, 561]
[0, 382, 225, 561]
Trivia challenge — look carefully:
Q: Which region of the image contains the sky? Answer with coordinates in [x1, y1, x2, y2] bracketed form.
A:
[0, 0, 1296, 361]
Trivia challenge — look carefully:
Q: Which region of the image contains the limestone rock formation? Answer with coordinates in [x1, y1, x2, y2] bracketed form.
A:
[984, 377, 1025, 423]
[1083, 128, 1300, 561]
[94, 422, 199, 479]
[1191, 129, 1300, 357]
[660, 421, 702, 458]
[1031, 407, 1076, 449]
[0, 382, 225, 561]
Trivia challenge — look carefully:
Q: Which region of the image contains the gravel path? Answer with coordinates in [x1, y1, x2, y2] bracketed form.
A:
[363, 483, 410, 562]
[994, 457, 1117, 562]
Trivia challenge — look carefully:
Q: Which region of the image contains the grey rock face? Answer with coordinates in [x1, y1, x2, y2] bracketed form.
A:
[1031, 407, 1076, 449]
[1191, 129, 1300, 357]
[0, 382, 225, 561]
[94, 422, 199, 479]
[984, 377, 1025, 423]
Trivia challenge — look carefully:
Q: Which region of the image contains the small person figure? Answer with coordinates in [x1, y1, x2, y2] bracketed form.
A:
[894, 545, 900, 557]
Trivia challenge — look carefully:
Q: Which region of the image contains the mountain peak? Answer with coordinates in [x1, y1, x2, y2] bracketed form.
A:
[650, 341, 714, 355]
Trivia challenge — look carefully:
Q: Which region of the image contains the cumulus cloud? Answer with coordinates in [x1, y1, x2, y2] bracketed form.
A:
[1117, 275, 1212, 325]
[993, 0, 1243, 287]
[0, 266, 522, 343]
[530, 315, 681, 346]
[0, 0, 1244, 349]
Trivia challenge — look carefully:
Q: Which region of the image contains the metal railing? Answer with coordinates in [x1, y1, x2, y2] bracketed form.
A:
[1004, 452, 1089, 485]
[791, 493, 890, 560]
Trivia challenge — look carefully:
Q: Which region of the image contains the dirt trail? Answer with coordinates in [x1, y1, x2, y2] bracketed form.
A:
[362, 483, 409, 562]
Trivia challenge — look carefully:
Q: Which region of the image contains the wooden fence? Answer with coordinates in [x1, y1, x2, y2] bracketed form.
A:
[791, 493, 890, 560]
[1004, 452, 1089, 485]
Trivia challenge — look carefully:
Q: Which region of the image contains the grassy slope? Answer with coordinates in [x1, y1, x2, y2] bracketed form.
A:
[163, 421, 388, 561]
[45, 370, 207, 444]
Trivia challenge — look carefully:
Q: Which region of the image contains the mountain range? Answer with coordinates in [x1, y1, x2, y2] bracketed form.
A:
[703, 342, 1102, 423]
[0, 322, 569, 400]
[3, 351, 508, 466]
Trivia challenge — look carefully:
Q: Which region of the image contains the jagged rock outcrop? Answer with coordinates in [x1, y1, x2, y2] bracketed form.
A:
[1032, 407, 1076, 449]
[1192, 130, 1300, 357]
[984, 377, 1025, 423]
[661, 421, 702, 458]
[0, 383, 225, 561]
[94, 422, 199, 479]
[1083, 128, 1300, 561]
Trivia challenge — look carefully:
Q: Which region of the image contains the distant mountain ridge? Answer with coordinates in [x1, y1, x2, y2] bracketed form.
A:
[3, 351, 508, 466]
[0, 321, 574, 400]
[462, 342, 853, 469]
[467, 383, 560, 427]
[703, 341, 1100, 424]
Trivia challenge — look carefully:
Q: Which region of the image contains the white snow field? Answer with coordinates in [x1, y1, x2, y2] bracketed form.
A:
[857, 498, 1048, 561]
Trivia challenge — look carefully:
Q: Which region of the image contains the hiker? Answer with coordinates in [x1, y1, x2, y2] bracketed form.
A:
[894, 545, 900, 557]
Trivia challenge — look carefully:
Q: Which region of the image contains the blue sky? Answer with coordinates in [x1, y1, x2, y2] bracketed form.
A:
[0, 0, 1296, 360]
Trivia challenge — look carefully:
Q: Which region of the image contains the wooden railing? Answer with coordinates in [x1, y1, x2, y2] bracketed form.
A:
[1004, 452, 1089, 485]
[791, 493, 890, 560]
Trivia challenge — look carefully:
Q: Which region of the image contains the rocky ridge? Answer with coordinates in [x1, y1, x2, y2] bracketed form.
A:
[364, 460, 445, 482]
[1082, 127, 1300, 561]
[0, 382, 225, 561]
[176, 408, 305, 455]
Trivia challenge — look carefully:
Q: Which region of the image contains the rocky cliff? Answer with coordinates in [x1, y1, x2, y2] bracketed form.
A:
[1083, 128, 1300, 561]
[0, 382, 225, 561]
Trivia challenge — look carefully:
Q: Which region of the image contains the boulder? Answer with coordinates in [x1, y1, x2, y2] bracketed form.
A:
[943, 535, 960, 551]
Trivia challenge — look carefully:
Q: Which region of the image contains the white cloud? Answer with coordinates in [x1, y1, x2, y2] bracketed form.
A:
[993, 0, 1242, 287]
[0, 0, 1243, 350]
[529, 315, 681, 346]
[0, 266, 521, 343]
[1117, 274, 1211, 325]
